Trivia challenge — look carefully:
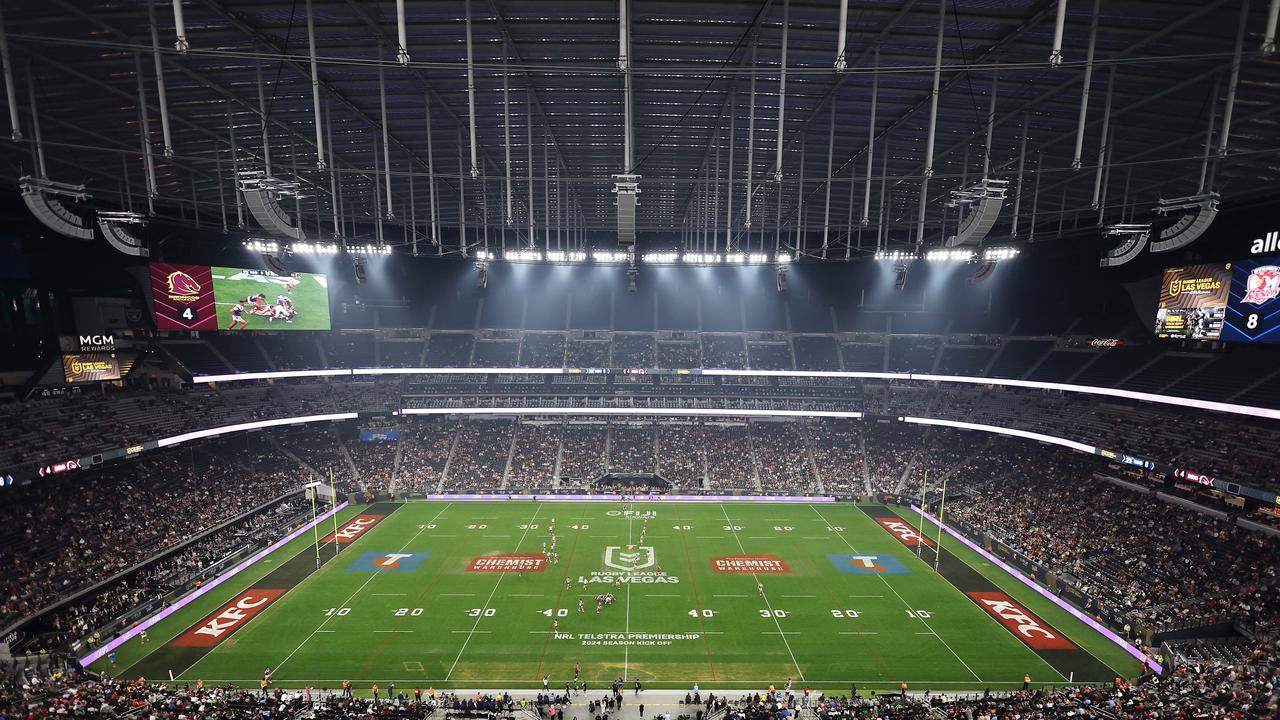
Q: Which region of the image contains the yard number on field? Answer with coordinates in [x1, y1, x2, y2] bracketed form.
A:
[905, 609, 933, 618]
[468, 608, 497, 617]
[324, 607, 351, 616]
[689, 609, 716, 617]
[394, 608, 425, 616]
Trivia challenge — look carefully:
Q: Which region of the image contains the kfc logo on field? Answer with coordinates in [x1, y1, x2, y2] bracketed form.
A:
[967, 592, 1075, 650]
[1241, 265, 1280, 305]
[604, 546, 656, 572]
[467, 553, 547, 573]
[322, 514, 385, 544]
[876, 518, 935, 548]
[712, 555, 790, 574]
[171, 589, 284, 647]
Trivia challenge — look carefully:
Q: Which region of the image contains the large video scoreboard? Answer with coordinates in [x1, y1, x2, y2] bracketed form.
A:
[150, 263, 331, 331]
[1156, 252, 1280, 344]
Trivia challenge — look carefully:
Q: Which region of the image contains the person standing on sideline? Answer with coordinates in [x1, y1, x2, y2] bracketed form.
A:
[635, 679, 642, 694]
[899, 681, 908, 699]
[342, 680, 353, 698]
[639, 704, 645, 718]
[1023, 673, 1031, 690]
[372, 684, 380, 703]
[544, 675, 550, 691]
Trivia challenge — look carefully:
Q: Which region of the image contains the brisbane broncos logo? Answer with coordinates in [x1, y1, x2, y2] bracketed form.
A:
[166, 270, 202, 298]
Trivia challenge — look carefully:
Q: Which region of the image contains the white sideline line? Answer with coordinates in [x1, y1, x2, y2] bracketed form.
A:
[315, 630, 336, 633]
[272, 503, 454, 674]
[375, 630, 414, 633]
[444, 504, 544, 681]
[719, 504, 805, 682]
[839, 632, 878, 635]
[809, 505, 984, 684]
[916, 631, 938, 636]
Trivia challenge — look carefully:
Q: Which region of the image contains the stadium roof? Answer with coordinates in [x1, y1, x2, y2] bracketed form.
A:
[1, 0, 1277, 257]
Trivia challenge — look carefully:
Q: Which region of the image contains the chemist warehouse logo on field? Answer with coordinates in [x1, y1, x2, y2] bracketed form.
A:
[347, 551, 430, 573]
[827, 554, 911, 575]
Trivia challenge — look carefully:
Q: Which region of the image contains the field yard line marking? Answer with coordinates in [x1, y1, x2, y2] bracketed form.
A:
[848, 595, 884, 598]
[839, 632, 879, 635]
[272, 503, 454, 674]
[444, 503, 544, 681]
[718, 503, 805, 682]
[508, 593, 544, 597]
[439, 593, 475, 597]
[315, 630, 336, 633]
[623, 515, 633, 681]
[163, 504, 377, 681]
[808, 505, 983, 684]
[645, 594, 681, 597]
[451, 630, 492, 634]
[372, 593, 408, 596]
[781, 594, 817, 598]
[713, 594, 749, 598]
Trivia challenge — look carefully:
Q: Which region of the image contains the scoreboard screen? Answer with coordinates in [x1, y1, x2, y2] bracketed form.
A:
[1222, 255, 1280, 343]
[150, 263, 331, 331]
[1154, 263, 1230, 341]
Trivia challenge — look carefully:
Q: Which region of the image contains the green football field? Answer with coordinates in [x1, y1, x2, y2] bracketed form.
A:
[108, 501, 1140, 693]
[211, 267, 331, 331]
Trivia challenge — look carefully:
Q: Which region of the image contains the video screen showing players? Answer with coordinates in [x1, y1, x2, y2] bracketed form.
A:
[1154, 263, 1230, 341]
[150, 263, 331, 331]
[1222, 256, 1280, 343]
[212, 267, 331, 331]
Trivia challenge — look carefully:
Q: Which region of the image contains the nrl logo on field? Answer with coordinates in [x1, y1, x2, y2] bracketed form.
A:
[604, 545, 656, 571]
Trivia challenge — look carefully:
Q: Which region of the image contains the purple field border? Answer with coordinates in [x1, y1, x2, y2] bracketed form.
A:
[78, 501, 350, 667]
[420, 493, 835, 503]
[911, 504, 1161, 674]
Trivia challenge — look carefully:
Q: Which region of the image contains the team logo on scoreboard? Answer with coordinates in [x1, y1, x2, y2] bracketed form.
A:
[348, 551, 430, 573]
[165, 270, 203, 301]
[603, 545, 656, 571]
[827, 554, 910, 575]
[1241, 265, 1280, 305]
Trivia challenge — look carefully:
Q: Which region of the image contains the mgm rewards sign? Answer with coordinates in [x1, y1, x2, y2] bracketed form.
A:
[60, 334, 122, 384]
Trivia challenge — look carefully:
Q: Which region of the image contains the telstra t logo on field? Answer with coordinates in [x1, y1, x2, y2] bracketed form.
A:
[827, 553, 910, 574]
[604, 546, 656, 571]
[347, 551, 430, 573]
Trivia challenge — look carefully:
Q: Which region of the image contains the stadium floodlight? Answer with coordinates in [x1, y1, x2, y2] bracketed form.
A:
[350, 244, 392, 256]
[545, 250, 588, 263]
[683, 252, 721, 264]
[243, 239, 280, 254]
[774, 252, 792, 264]
[505, 249, 543, 262]
[474, 249, 496, 261]
[642, 251, 679, 264]
[290, 241, 340, 255]
[982, 246, 1019, 261]
[725, 252, 746, 263]
[875, 249, 918, 261]
[592, 250, 631, 263]
[925, 248, 976, 262]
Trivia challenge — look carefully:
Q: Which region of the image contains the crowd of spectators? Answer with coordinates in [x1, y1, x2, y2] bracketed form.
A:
[558, 425, 608, 487]
[442, 420, 514, 490]
[807, 420, 863, 495]
[396, 418, 457, 494]
[657, 424, 706, 489]
[520, 333, 567, 366]
[943, 450, 1280, 634]
[608, 425, 656, 473]
[612, 335, 656, 368]
[0, 440, 306, 635]
[751, 423, 816, 493]
[507, 421, 561, 490]
[346, 435, 399, 495]
[703, 424, 756, 489]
